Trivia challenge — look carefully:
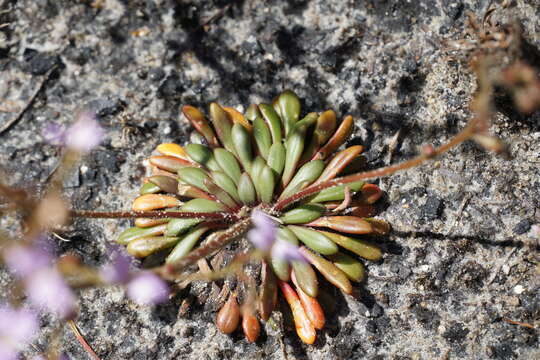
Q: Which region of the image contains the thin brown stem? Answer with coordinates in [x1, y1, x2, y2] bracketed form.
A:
[156, 217, 251, 279]
[69, 209, 237, 221]
[67, 320, 102, 360]
[274, 120, 478, 211]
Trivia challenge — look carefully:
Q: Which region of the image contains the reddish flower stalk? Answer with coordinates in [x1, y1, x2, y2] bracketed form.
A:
[273, 119, 478, 211]
[69, 209, 237, 221]
[156, 217, 251, 278]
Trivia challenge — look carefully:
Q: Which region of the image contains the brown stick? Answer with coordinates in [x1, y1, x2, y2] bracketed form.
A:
[69, 209, 237, 221]
[156, 217, 251, 279]
[67, 320, 102, 360]
[502, 317, 536, 329]
[273, 120, 478, 211]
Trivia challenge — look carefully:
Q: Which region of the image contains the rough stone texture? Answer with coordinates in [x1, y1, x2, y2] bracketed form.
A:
[1, 0, 539, 359]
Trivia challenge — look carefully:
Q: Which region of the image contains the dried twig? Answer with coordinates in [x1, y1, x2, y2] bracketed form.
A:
[0, 67, 57, 136]
[67, 320, 102, 360]
[502, 317, 536, 330]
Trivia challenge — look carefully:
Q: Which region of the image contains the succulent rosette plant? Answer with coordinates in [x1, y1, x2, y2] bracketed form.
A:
[117, 90, 389, 344]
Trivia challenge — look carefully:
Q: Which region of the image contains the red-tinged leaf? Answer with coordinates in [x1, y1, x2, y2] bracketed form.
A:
[241, 308, 260, 343]
[150, 155, 195, 173]
[278, 281, 316, 345]
[306, 216, 373, 235]
[216, 294, 240, 334]
[349, 204, 377, 218]
[314, 145, 364, 185]
[223, 107, 253, 132]
[259, 260, 278, 321]
[291, 270, 325, 329]
[132, 194, 181, 211]
[298, 247, 352, 295]
[312, 115, 354, 161]
[134, 218, 169, 228]
[182, 105, 220, 147]
[358, 183, 383, 204]
[177, 183, 216, 201]
[156, 143, 191, 161]
[318, 231, 382, 261]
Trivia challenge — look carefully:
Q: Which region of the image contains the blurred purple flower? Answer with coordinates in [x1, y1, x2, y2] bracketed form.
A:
[0, 305, 38, 360]
[42, 123, 66, 146]
[25, 268, 77, 320]
[100, 249, 133, 285]
[2, 242, 77, 319]
[65, 111, 104, 152]
[271, 239, 305, 262]
[3, 245, 51, 278]
[43, 111, 104, 153]
[248, 210, 277, 252]
[127, 272, 169, 305]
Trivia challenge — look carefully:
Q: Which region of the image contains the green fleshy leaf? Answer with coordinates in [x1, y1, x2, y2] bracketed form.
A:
[291, 260, 318, 297]
[209, 103, 236, 154]
[319, 230, 382, 261]
[148, 176, 178, 194]
[281, 113, 317, 186]
[203, 179, 238, 209]
[279, 204, 325, 224]
[309, 181, 365, 203]
[277, 226, 299, 245]
[237, 172, 257, 205]
[177, 167, 210, 192]
[185, 143, 222, 171]
[140, 182, 161, 195]
[259, 165, 276, 204]
[287, 225, 338, 255]
[327, 252, 365, 282]
[267, 142, 286, 176]
[280, 160, 325, 201]
[165, 226, 210, 264]
[213, 148, 242, 185]
[117, 224, 167, 245]
[258, 104, 282, 144]
[232, 123, 253, 171]
[253, 116, 272, 160]
[165, 218, 202, 236]
[245, 104, 261, 122]
[211, 171, 240, 202]
[299, 247, 352, 294]
[127, 236, 179, 258]
[181, 198, 226, 212]
[277, 90, 301, 136]
[271, 257, 290, 282]
[249, 156, 267, 200]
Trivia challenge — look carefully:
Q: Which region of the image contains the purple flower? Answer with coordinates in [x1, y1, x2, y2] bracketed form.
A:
[25, 268, 77, 320]
[64, 111, 104, 152]
[42, 123, 66, 146]
[271, 239, 305, 262]
[3, 245, 51, 278]
[2, 243, 77, 319]
[248, 210, 277, 252]
[127, 272, 169, 305]
[43, 111, 104, 153]
[0, 305, 38, 360]
[100, 249, 133, 285]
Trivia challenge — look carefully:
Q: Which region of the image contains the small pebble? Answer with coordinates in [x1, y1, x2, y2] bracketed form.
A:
[513, 285, 525, 295]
